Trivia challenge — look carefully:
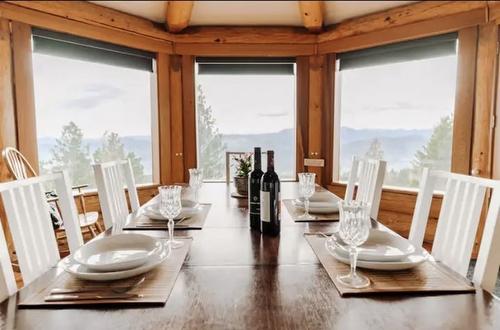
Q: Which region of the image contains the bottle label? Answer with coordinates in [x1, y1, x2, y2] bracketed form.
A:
[260, 191, 270, 222]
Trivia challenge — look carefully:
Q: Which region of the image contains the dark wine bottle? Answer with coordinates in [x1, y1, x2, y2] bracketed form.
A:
[260, 150, 280, 236]
[249, 147, 264, 231]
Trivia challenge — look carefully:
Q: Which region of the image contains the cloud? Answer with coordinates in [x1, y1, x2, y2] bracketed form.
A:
[61, 84, 124, 109]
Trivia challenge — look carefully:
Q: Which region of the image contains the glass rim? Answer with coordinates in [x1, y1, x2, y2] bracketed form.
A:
[158, 185, 183, 190]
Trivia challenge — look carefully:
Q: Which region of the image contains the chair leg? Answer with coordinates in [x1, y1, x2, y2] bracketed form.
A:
[88, 225, 97, 238]
[95, 221, 103, 233]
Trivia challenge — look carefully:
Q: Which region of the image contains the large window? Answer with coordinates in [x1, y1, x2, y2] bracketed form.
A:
[32, 29, 157, 188]
[195, 58, 296, 181]
[334, 34, 458, 189]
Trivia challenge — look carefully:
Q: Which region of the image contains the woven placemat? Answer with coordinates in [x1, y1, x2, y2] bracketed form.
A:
[124, 204, 211, 230]
[305, 234, 475, 297]
[19, 238, 192, 307]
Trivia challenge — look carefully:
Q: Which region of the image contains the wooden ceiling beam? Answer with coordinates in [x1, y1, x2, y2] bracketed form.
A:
[166, 1, 194, 33]
[298, 1, 324, 33]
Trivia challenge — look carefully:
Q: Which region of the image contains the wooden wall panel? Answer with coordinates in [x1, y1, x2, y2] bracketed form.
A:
[321, 54, 335, 186]
[181, 55, 196, 180]
[157, 53, 172, 185]
[170, 55, 185, 183]
[451, 27, 478, 175]
[307, 55, 325, 184]
[11, 21, 38, 172]
[471, 23, 498, 179]
[295, 57, 309, 176]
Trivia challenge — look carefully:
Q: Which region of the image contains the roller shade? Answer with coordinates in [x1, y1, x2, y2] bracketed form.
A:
[338, 33, 458, 71]
[32, 28, 155, 72]
[197, 57, 295, 75]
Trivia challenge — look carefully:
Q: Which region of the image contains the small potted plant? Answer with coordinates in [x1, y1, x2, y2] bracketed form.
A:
[233, 153, 252, 196]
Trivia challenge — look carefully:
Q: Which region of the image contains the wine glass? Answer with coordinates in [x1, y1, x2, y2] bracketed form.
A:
[297, 172, 316, 220]
[336, 200, 371, 288]
[158, 185, 184, 249]
[188, 168, 203, 205]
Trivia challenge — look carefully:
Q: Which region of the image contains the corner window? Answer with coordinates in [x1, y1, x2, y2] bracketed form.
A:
[31, 29, 158, 188]
[195, 58, 296, 181]
[334, 33, 458, 188]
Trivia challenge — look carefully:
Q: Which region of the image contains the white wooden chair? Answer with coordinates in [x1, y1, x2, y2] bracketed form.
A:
[345, 157, 386, 219]
[0, 171, 83, 301]
[93, 159, 140, 230]
[409, 168, 500, 293]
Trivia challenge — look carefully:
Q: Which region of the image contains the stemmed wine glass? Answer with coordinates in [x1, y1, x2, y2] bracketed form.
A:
[189, 168, 203, 206]
[158, 185, 184, 249]
[297, 172, 316, 220]
[336, 200, 371, 288]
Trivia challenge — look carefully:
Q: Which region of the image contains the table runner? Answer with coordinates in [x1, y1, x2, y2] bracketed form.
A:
[305, 234, 475, 296]
[18, 238, 192, 307]
[124, 204, 211, 230]
[283, 199, 339, 222]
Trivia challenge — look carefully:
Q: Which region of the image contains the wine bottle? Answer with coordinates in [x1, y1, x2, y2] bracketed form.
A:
[260, 150, 280, 236]
[249, 147, 264, 231]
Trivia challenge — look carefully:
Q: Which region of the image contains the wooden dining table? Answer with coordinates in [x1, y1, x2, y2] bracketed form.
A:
[3, 182, 500, 329]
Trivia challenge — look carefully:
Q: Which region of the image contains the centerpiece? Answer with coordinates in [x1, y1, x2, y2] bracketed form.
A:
[233, 153, 252, 197]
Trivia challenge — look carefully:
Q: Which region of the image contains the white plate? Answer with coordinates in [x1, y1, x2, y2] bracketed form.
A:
[325, 238, 428, 270]
[73, 233, 162, 272]
[63, 243, 171, 281]
[142, 200, 200, 220]
[330, 229, 416, 262]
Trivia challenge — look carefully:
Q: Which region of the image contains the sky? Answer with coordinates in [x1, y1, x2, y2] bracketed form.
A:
[339, 55, 457, 130]
[196, 72, 296, 135]
[32, 53, 153, 139]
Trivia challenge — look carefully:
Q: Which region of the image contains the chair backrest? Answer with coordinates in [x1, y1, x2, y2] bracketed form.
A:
[345, 157, 386, 219]
[1, 147, 37, 180]
[93, 159, 140, 230]
[0, 171, 83, 300]
[409, 168, 500, 292]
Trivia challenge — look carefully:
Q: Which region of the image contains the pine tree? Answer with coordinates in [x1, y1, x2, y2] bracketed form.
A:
[93, 131, 145, 183]
[49, 121, 92, 186]
[412, 115, 453, 173]
[364, 138, 384, 160]
[196, 85, 226, 179]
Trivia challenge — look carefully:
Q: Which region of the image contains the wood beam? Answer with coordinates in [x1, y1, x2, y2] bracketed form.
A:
[298, 1, 324, 33]
[318, 1, 486, 43]
[166, 1, 193, 33]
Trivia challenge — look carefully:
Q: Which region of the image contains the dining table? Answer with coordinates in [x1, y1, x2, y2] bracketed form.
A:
[2, 182, 500, 330]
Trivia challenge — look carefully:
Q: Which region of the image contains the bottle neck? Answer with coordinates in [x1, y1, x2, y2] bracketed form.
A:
[254, 148, 261, 170]
[267, 151, 274, 172]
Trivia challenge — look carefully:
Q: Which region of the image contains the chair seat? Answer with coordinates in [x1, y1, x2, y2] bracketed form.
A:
[78, 212, 99, 227]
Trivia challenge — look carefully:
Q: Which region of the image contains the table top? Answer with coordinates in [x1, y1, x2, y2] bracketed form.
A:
[3, 182, 500, 330]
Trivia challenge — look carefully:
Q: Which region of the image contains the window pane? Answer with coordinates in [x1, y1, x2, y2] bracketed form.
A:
[337, 54, 457, 188]
[195, 62, 296, 181]
[32, 53, 155, 188]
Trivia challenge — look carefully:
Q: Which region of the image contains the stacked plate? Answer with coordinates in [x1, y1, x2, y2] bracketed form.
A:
[62, 233, 171, 281]
[292, 191, 342, 214]
[142, 199, 201, 220]
[325, 229, 428, 270]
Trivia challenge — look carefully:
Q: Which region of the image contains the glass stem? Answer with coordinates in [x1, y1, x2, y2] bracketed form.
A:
[349, 247, 358, 278]
[195, 189, 199, 204]
[168, 218, 174, 243]
[305, 198, 310, 216]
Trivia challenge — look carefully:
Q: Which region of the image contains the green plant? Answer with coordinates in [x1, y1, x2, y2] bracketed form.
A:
[233, 153, 252, 177]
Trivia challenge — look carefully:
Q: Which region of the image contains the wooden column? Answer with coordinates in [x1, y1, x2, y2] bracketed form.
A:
[169, 55, 185, 183]
[11, 21, 38, 171]
[322, 54, 335, 186]
[181, 55, 196, 180]
[452, 26, 478, 175]
[307, 55, 325, 184]
[471, 22, 498, 179]
[157, 53, 172, 185]
[0, 19, 17, 180]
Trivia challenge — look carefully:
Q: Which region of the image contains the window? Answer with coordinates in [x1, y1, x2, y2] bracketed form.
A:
[334, 33, 458, 189]
[32, 29, 158, 188]
[195, 58, 296, 181]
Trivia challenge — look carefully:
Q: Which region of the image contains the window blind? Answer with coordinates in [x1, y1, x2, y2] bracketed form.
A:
[32, 28, 155, 72]
[338, 33, 458, 71]
[197, 57, 295, 75]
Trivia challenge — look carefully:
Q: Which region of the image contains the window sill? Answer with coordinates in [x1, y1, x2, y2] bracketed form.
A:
[328, 181, 444, 198]
[82, 182, 159, 197]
